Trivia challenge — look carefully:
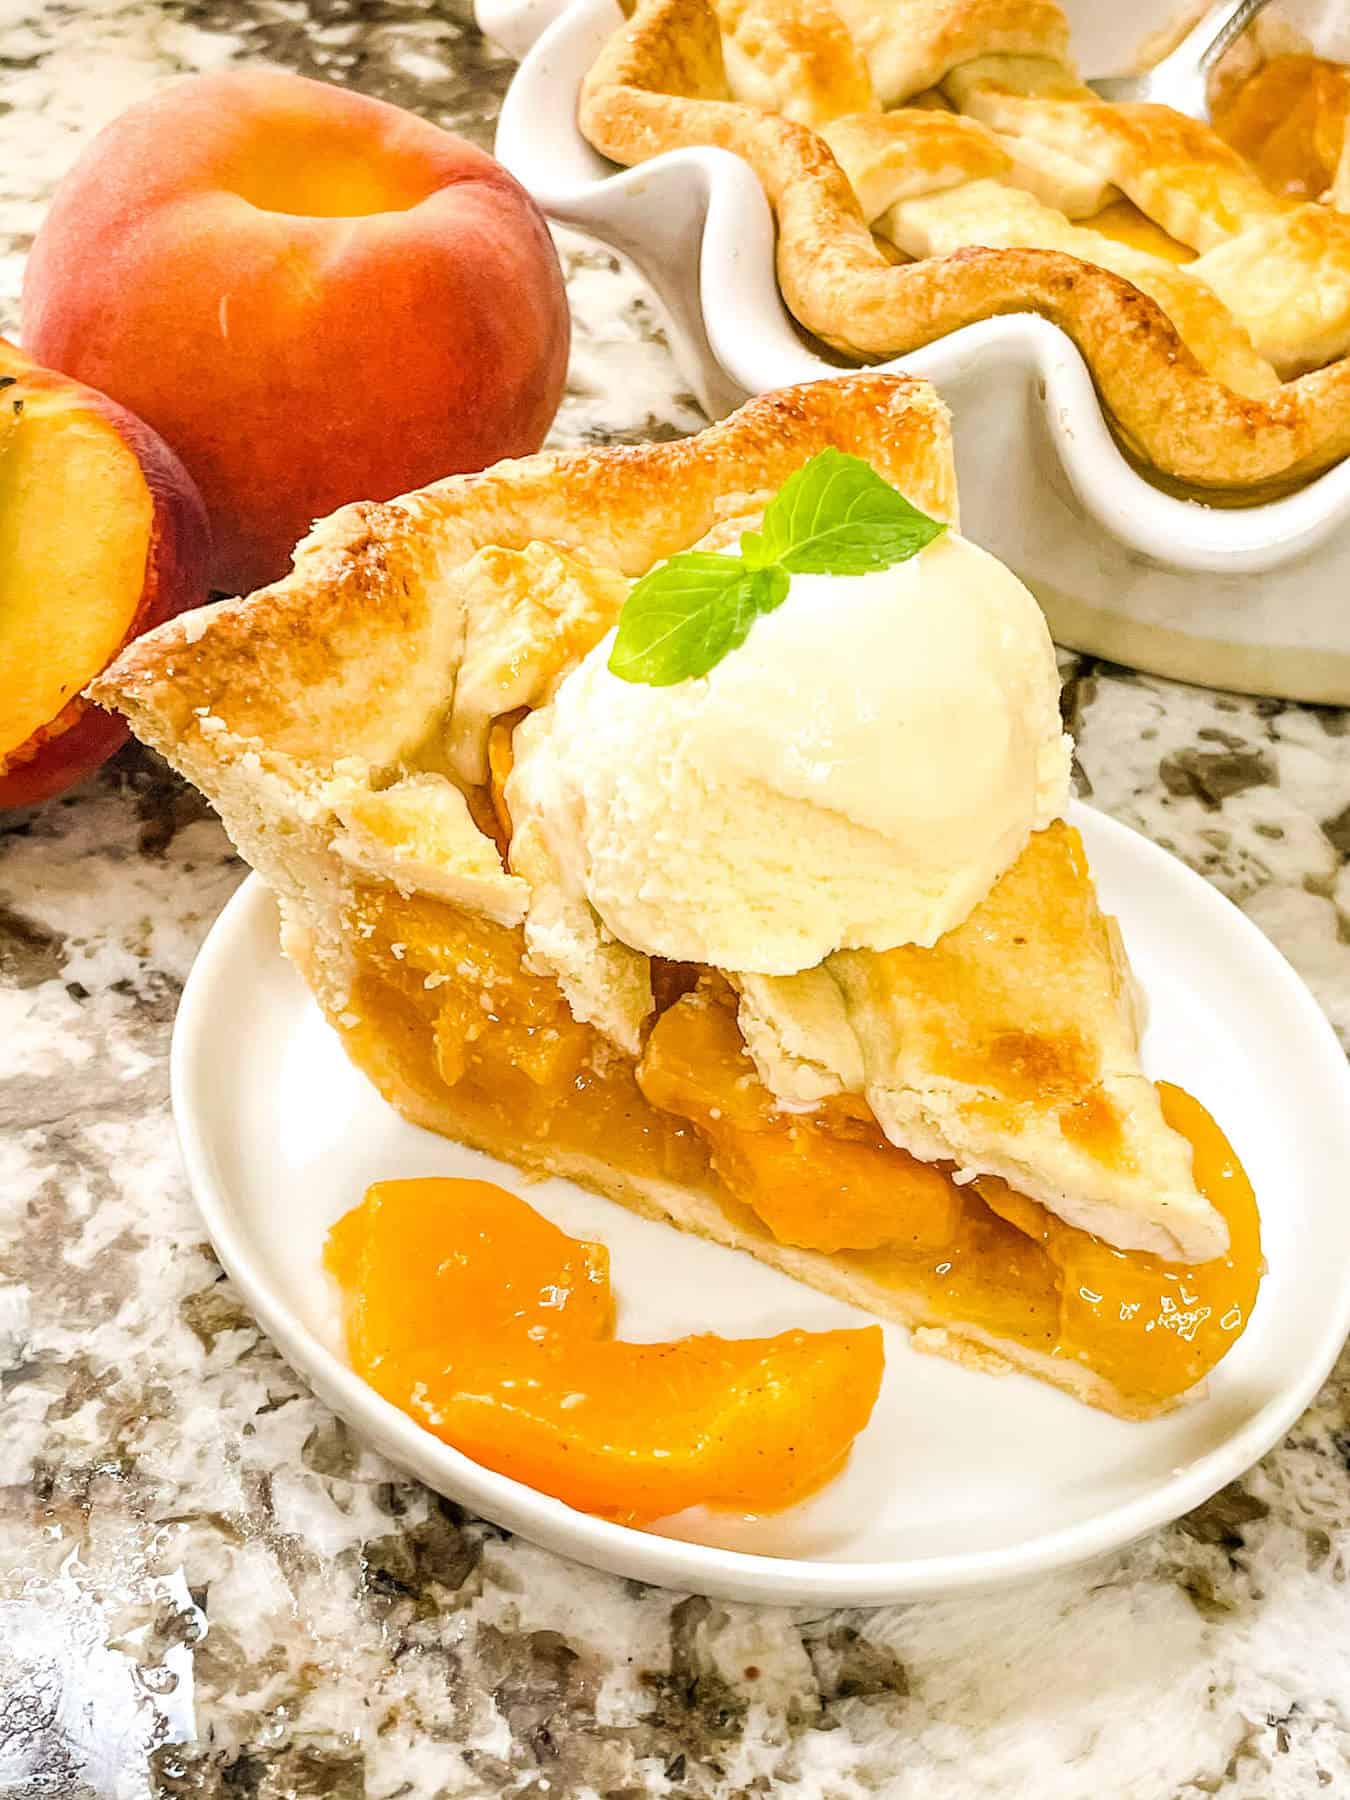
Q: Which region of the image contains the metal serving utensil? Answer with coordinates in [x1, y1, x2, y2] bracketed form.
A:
[1087, 0, 1272, 115]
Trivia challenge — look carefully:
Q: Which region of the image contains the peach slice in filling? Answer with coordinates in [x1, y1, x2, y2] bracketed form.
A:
[638, 990, 1260, 1407]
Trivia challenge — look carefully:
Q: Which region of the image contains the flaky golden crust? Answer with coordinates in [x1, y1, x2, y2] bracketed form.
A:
[579, 0, 1350, 490]
[712, 0, 876, 125]
[95, 375, 955, 762]
[826, 0, 1069, 107]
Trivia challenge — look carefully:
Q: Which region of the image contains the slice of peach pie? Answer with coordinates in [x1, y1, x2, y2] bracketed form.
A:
[95, 375, 1260, 1419]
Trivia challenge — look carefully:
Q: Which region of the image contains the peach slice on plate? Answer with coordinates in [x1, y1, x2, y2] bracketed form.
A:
[327, 1177, 886, 1525]
[0, 338, 210, 809]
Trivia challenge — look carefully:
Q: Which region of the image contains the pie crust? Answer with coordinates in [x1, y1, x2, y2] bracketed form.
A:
[579, 0, 1350, 492]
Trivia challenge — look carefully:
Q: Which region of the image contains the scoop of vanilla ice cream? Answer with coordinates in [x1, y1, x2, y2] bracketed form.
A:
[506, 531, 1071, 977]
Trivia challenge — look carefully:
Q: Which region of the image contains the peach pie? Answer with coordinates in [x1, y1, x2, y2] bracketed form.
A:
[95, 375, 1260, 1420]
[580, 0, 1350, 493]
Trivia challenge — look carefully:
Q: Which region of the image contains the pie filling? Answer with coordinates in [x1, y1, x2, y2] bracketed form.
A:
[1082, 199, 1194, 265]
[334, 873, 1260, 1412]
[1212, 54, 1350, 204]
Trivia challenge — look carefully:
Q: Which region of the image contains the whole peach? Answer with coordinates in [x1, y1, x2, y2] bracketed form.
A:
[23, 69, 570, 595]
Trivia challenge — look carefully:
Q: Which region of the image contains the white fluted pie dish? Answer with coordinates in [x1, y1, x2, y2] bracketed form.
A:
[479, 0, 1350, 703]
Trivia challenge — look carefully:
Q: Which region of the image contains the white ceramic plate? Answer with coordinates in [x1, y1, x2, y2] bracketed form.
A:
[172, 803, 1350, 1606]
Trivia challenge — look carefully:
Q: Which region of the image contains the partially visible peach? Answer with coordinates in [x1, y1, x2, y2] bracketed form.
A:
[22, 68, 571, 595]
[0, 338, 210, 809]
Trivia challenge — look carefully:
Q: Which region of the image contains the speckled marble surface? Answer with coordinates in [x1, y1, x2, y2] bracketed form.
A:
[3, 4, 1350, 1797]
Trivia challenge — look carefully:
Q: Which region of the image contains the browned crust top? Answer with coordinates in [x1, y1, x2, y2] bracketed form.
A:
[93, 374, 956, 768]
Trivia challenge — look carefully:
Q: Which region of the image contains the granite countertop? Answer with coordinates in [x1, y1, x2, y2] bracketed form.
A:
[3, 4, 1350, 1797]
